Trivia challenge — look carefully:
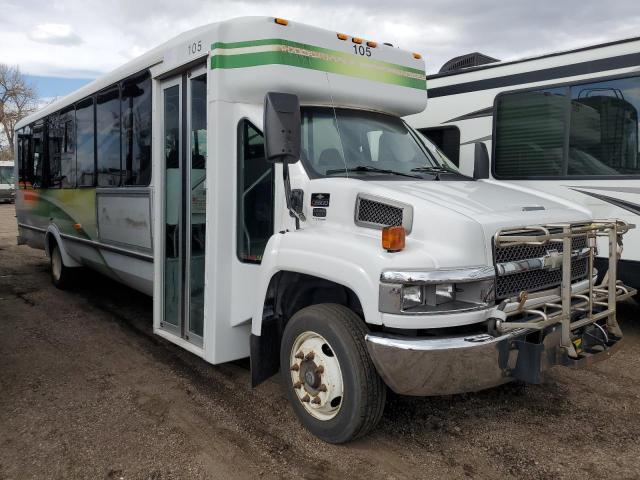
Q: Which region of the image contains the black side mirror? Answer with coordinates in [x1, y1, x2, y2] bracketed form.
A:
[263, 92, 301, 163]
[473, 142, 490, 180]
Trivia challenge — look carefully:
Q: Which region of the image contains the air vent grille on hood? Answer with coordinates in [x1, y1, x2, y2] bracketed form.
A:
[355, 194, 413, 233]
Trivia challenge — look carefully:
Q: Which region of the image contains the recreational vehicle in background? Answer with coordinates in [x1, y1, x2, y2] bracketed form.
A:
[0, 160, 16, 203]
[13, 17, 636, 443]
[406, 37, 640, 289]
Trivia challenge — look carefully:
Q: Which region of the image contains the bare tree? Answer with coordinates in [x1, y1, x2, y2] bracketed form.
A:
[0, 64, 38, 159]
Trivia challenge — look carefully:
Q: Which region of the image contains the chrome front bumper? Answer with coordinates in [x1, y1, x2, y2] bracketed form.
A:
[365, 325, 623, 396]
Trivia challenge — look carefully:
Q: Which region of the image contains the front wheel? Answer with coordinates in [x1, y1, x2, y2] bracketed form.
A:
[280, 303, 386, 443]
[50, 242, 75, 289]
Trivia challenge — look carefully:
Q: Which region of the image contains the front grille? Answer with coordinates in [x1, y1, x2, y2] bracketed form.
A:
[494, 233, 589, 299]
[357, 198, 403, 227]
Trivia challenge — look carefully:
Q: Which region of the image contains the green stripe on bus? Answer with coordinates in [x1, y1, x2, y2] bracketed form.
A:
[210, 53, 426, 90]
[211, 38, 426, 76]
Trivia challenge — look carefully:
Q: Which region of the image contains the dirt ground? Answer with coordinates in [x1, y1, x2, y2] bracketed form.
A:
[0, 202, 639, 480]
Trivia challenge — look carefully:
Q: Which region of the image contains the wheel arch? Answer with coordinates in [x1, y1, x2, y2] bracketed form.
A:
[44, 226, 81, 268]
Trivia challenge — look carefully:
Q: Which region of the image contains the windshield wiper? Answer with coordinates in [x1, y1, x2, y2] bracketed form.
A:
[325, 165, 421, 179]
[410, 165, 458, 174]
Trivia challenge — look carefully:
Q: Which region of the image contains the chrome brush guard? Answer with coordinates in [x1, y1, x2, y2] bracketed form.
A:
[493, 220, 636, 359]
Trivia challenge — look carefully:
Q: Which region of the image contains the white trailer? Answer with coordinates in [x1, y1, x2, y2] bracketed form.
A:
[406, 37, 640, 289]
[15, 18, 635, 443]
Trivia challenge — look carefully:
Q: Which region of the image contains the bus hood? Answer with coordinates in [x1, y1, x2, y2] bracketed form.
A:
[373, 179, 591, 225]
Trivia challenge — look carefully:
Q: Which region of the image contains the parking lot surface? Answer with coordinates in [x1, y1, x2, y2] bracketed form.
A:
[1, 202, 639, 479]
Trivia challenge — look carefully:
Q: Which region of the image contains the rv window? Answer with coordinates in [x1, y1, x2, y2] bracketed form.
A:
[122, 71, 152, 186]
[568, 77, 640, 176]
[494, 87, 568, 178]
[237, 120, 274, 264]
[76, 97, 96, 187]
[495, 75, 640, 178]
[97, 87, 122, 186]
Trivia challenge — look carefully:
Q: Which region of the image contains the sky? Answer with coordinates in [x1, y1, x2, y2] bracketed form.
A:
[1, 0, 639, 100]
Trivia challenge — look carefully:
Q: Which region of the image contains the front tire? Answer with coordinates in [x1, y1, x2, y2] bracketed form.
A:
[50, 242, 74, 289]
[280, 303, 386, 443]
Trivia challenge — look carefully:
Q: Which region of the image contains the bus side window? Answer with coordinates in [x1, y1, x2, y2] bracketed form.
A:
[75, 97, 96, 187]
[122, 71, 152, 186]
[237, 120, 275, 264]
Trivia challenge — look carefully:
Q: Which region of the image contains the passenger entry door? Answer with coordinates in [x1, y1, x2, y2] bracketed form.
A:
[159, 66, 207, 347]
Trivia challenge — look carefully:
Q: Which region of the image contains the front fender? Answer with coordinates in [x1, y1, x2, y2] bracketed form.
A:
[251, 229, 382, 336]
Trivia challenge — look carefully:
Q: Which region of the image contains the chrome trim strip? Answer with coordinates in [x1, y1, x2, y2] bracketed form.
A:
[59, 233, 153, 262]
[17, 223, 46, 233]
[496, 247, 590, 276]
[380, 266, 495, 285]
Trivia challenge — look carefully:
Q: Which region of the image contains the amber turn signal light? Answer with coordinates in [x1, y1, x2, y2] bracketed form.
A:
[382, 226, 406, 252]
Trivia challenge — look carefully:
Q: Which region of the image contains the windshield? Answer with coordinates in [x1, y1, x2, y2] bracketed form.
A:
[0, 166, 15, 184]
[300, 107, 463, 179]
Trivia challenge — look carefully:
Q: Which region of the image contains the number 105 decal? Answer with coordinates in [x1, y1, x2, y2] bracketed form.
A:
[352, 45, 372, 57]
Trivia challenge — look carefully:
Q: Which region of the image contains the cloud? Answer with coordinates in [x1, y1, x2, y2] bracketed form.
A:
[28, 23, 83, 46]
[1, 0, 639, 79]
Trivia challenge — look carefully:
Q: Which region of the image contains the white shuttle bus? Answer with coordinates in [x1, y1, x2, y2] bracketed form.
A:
[406, 37, 640, 289]
[14, 18, 636, 442]
[0, 160, 16, 203]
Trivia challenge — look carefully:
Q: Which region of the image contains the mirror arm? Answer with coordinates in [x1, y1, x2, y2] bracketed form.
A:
[283, 161, 305, 229]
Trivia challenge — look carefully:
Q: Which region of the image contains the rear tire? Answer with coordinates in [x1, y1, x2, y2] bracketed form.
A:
[280, 303, 386, 443]
[50, 242, 74, 289]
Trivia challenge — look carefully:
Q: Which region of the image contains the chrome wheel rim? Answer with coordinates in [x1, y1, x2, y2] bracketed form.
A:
[289, 331, 344, 421]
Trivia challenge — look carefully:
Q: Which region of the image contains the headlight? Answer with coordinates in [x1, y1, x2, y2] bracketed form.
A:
[380, 267, 495, 315]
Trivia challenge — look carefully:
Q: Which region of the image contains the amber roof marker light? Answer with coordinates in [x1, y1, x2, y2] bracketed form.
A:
[352, 37, 363, 45]
[366, 41, 377, 48]
[274, 18, 289, 26]
[337, 33, 348, 40]
[413, 52, 422, 59]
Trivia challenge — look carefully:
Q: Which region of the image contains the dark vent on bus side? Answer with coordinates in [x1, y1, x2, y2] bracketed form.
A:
[357, 198, 403, 227]
[439, 52, 500, 74]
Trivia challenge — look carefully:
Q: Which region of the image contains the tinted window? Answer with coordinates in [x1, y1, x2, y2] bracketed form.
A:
[61, 112, 75, 188]
[495, 76, 640, 178]
[31, 124, 44, 188]
[97, 87, 122, 186]
[47, 114, 64, 188]
[122, 71, 152, 186]
[569, 77, 640, 175]
[237, 121, 274, 263]
[495, 87, 567, 178]
[76, 98, 95, 186]
[419, 126, 461, 166]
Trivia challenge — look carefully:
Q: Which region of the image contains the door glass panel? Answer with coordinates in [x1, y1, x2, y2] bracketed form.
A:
[164, 84, 181, 328]
[189, 73, 207, 338]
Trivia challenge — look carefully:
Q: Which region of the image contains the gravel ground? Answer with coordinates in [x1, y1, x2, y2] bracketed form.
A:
[1, 202, 639, 480]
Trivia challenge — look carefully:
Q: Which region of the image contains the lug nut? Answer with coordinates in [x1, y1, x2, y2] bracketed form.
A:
[290, 364, 299, 371]
[311, 396, 321, 405]
[293, 381, 302, 389]
[295, 351, 304, 360]
[314, 365, 324, 374]
[319, 384, 327, 392]
[301, 394, 310, 403]
[305, 351, 315, 361]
